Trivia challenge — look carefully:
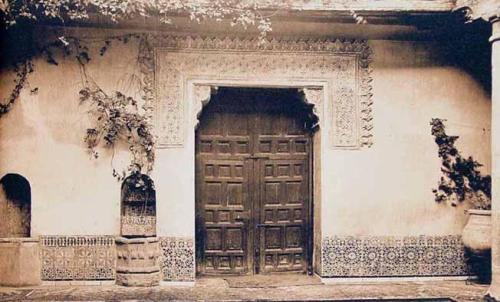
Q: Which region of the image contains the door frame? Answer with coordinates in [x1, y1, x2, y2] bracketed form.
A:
[188, 78, 327, 277]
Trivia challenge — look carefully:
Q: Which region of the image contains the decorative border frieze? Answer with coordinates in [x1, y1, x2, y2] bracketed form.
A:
[321, 235, 467, 277]
[143, 35, 373, 149]
[40, 236, 116, 281]
[159, 237, 195, 282]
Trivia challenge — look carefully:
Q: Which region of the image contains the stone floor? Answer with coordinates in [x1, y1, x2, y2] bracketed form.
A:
[0, 278, 491, 301]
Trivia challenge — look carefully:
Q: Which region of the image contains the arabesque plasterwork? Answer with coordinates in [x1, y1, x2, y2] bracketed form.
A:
[145, 35, 373, 149]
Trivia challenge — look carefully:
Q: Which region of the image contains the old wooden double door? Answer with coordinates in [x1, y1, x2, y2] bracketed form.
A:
[196, 88, 312, 275]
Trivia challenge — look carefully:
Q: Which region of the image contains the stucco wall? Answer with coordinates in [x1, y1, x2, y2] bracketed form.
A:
[321, 40, 491, 237]
[0, 33, 491, 240]
[0, 39, 142, 235]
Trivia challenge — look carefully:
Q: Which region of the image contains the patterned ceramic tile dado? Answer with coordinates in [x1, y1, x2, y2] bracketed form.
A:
[321, 235, 467, 277]
[159, 237, 195, 281]
[40, 236, 115, 280]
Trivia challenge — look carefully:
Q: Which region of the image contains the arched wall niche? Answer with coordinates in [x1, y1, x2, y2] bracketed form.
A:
[121, 174, 157, 237]
[0, 173, 31, 238]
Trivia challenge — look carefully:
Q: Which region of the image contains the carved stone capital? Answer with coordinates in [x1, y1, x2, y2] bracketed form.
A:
[455, 0, 500, 22]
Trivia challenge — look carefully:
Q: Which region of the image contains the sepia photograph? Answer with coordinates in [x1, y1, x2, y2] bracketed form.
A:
[0, 0, 498, 301]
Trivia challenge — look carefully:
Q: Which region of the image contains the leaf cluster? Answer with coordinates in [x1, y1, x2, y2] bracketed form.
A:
[0, 0, 281, 40]
[430, 118, 491, 210]
[80, 85, 155, 182]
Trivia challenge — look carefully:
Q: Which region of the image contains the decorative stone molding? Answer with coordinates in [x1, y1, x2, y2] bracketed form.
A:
[321, 235, 467, 277]
[147, 35, 373, 149]
[40, 236, 115, 281]
[302, 87, 323, 129]
[193, 84, 216, 128]
[159, 237, 195, 281]
[455, 0, 500, 21]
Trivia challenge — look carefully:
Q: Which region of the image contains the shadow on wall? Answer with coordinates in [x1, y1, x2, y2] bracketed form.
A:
[440, 17, 492, 94]
[0, 173, 31, 238]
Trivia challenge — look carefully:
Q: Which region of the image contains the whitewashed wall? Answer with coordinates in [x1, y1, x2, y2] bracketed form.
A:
[0, 34, 491, 241]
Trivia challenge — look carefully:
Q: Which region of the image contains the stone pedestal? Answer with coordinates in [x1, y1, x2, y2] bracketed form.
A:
[115, 236, 160, 287]
[0, 237, 41, 286]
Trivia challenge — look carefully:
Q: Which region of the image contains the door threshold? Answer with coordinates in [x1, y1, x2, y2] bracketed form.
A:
[219, 273, 323, 288]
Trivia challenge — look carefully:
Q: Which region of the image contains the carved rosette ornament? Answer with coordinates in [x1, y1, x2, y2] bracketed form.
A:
[147, 35, 373, 149]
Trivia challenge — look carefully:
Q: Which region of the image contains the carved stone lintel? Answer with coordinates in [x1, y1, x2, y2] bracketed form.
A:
[151, 35, 374, 149]
[455, 0, 500, 21]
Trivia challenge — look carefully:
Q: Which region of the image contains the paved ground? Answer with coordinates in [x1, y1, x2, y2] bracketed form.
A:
[0, 278, 491, 301]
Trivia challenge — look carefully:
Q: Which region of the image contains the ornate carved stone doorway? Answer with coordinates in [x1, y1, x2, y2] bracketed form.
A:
[195, 88, 315, 275]
[150, 36, 373, 282]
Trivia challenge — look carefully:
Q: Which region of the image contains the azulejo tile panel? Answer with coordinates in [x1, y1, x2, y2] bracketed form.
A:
[159, 237, 195, 281]
[40, 236, 116, 280]
[321, 235, 467, 277]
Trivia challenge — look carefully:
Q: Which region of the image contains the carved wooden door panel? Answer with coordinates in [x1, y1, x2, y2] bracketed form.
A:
[196, 88, 311, 275]
[197, 158, 252, 274]
[196, 99, 254, 275]
[255, 111, 310, 273]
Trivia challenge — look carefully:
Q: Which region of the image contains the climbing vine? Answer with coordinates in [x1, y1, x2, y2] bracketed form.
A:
[0, 60, 32, 116]
[80, 84, 155, 181]
[0, 0, 367, 181]
[430, 118, 491, 210]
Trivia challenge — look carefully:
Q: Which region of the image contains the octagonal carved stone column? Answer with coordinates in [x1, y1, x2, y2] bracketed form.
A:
[490, 17, 500, 299]
[455, 0, 500, 298]
[115, 237, 160, 287]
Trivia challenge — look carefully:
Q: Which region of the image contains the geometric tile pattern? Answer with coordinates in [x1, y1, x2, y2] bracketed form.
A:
[40, 236, 116, 280]
[159, 237, 195, 281]
[321, 235, 467, 277]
